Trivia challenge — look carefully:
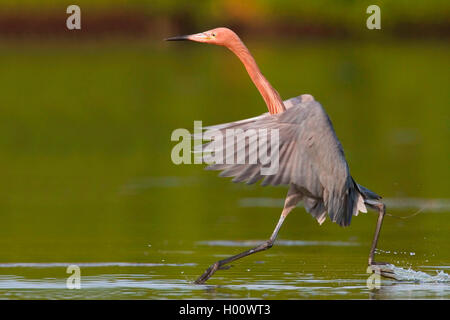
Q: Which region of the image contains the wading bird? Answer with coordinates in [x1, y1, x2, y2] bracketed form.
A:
[166, 27, 388, 284]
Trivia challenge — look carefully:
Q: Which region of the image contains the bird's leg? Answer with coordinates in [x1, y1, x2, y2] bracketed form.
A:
[194, 187, 301, 284]
[368, 202, 386, 266]
[362, 201, 397, 279]
[194, 211, 288, 284]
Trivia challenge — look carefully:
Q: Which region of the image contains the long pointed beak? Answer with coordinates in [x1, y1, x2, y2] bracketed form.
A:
[165, 33, 210, 42]
[165, 35, 190, 41]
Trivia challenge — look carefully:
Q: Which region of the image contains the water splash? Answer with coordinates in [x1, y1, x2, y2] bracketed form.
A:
[376, 264, 449, 283]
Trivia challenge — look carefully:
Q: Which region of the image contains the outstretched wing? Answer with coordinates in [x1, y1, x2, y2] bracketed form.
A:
[198, 95, 348, 187]
[196, 94, 361, 226]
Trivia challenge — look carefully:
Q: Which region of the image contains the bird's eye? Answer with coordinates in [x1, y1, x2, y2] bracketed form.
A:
[212, 33, 216, 37]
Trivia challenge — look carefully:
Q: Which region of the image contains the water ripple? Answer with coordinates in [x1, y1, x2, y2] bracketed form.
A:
[198, 240, 360, 247]
[0, 262, 197, 268]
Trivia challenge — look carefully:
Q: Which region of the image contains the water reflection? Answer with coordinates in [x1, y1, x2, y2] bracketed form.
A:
[0, 269, 448, 299]
[0, 255, 448, 299]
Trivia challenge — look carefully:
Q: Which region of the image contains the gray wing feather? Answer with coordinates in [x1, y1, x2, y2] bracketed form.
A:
[198, 95, 378, 226]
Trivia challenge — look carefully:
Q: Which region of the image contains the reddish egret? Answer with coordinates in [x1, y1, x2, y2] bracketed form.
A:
[167, 27, 388, 284]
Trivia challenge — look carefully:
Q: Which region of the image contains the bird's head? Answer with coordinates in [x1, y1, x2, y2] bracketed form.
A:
[165, 27, 239, 47]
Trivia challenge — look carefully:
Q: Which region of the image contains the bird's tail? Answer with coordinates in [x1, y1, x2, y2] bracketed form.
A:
[353, 179, 382, 202]
[313, 179, 381, 227]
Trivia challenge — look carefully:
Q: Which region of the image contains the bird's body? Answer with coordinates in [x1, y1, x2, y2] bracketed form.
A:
[203, 94, 381, 227]
[166, 27, 388, 284]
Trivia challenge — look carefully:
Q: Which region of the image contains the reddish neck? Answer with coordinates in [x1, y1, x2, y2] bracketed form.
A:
[225, 38, 285, 115]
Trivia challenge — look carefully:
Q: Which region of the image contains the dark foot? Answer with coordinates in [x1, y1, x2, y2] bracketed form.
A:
[193, 239, 276, 284]
[368, 262, 396, 279]
[194, 262, 220, 284]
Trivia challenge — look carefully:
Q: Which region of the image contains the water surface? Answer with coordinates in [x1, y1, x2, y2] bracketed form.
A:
[0, 39, 448, 299]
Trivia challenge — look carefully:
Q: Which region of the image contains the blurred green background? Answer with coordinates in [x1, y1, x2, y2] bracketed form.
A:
[0, 1, 448, 299]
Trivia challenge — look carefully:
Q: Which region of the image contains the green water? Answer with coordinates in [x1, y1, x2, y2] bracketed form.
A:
[0, 39, 448, 299]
